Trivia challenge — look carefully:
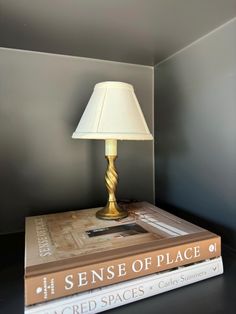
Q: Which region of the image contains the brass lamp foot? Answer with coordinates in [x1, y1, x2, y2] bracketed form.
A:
[96, 201, 128, 220]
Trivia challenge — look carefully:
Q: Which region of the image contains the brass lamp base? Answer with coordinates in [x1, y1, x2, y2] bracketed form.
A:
[96, 201, 128, 220]
[96, 142, 128, 220]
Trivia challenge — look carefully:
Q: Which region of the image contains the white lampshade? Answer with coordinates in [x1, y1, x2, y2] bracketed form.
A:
[72, 81, 153, 140]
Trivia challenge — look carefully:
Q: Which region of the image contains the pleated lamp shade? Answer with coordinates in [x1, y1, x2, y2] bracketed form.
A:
[72, 81, 153, 140]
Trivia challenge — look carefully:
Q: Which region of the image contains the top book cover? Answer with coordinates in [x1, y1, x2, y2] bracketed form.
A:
[25, 202, 217, 277]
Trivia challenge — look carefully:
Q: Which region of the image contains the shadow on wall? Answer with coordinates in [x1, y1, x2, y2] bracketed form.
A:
[154, 67, 236, 250]
[154, 30, 236, 251]
[155, 71, 188, 202]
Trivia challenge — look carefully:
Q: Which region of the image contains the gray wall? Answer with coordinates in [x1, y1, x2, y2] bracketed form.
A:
[155, 20, 236, 250]
[0, 48, 154, 234]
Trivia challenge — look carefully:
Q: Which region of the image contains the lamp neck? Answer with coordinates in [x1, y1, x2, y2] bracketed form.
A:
[105, 139, 117, 156]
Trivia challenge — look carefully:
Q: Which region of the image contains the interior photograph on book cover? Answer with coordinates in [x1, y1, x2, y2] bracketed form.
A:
[25, 202, 205, 269]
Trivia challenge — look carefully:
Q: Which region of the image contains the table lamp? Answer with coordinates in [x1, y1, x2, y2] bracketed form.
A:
[72, 81, 153, 220]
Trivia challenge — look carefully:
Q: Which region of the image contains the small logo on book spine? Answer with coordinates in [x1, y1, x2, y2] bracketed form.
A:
[36, 277, 55, 299]
[208, 244, 216, 253]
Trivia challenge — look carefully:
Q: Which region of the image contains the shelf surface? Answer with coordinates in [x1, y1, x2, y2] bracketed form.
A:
[0, 233, 235, 314]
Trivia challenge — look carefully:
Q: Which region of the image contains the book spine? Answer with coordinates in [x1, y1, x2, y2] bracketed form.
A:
[25, 257, 223, 314]
[25, 236, 221, 305]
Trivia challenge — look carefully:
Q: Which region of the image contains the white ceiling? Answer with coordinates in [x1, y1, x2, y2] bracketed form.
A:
[0, 0, 236, 65]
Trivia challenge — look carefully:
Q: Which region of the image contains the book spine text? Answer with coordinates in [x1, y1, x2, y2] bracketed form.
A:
[25, 236, 221, 305]
[25, 257, 223, 313]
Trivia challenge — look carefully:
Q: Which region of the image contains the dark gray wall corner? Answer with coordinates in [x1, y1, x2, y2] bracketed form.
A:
[154, 19, 236, 250]
[0, 49, 154, 234]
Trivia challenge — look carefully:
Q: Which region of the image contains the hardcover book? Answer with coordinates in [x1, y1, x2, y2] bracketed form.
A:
[25, 257, 223, 314]
[25, 202, 221, 305]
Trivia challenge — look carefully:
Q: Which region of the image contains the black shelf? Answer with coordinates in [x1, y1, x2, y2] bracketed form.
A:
[0, 233, 235, 314]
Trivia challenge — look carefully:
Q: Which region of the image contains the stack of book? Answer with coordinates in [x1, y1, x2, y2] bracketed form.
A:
[24, 202, 223, 314]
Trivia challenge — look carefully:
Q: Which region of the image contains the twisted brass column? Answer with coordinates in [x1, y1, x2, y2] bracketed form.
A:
[96, 141, 128, 220]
